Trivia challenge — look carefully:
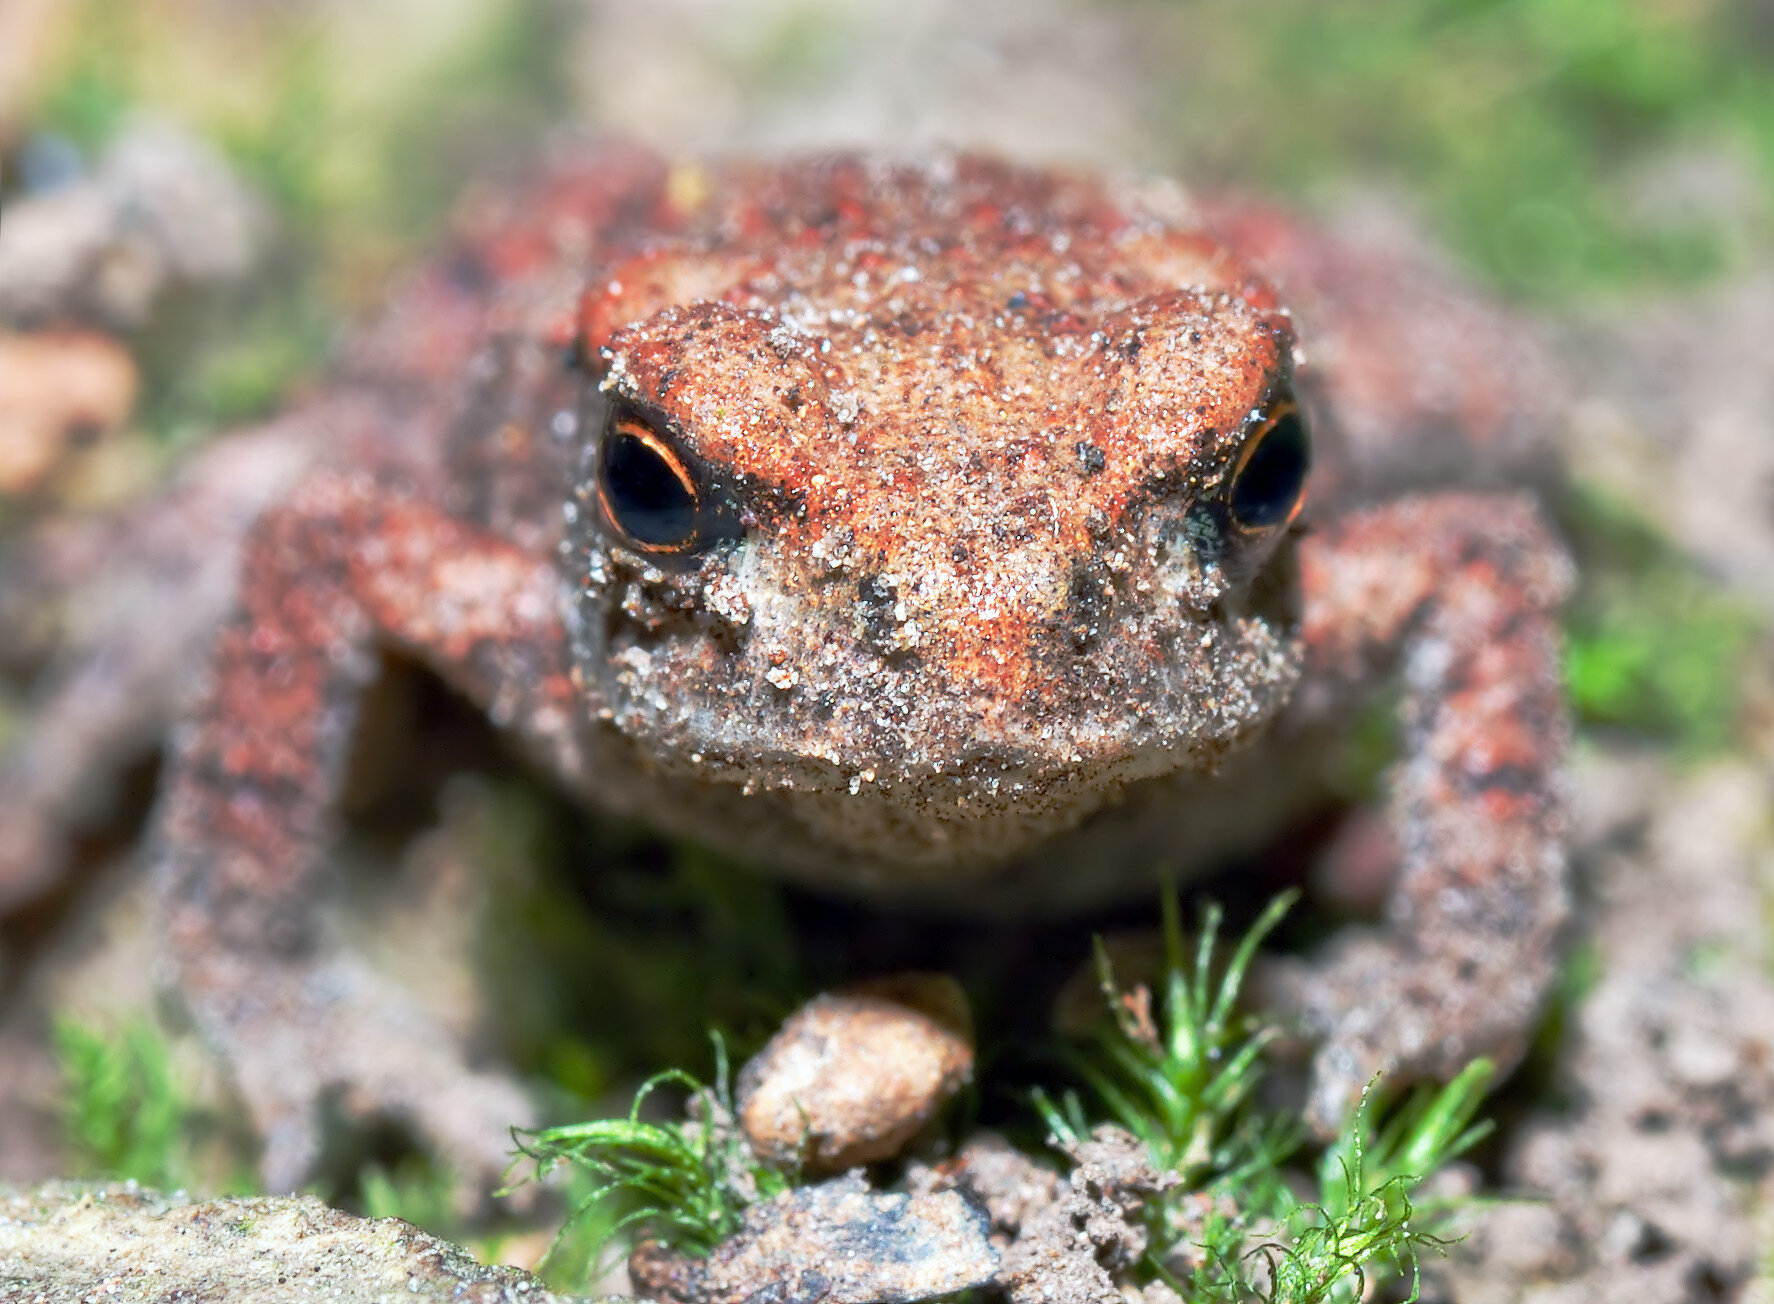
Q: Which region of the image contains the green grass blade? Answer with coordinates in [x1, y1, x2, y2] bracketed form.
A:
[1207, 889, 1297, 1040]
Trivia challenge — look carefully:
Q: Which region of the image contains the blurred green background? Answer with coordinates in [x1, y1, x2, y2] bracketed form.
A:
[14, 0, 1774, 305]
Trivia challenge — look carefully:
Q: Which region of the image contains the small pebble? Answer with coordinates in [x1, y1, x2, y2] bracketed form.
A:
[737, 973, 974, 1174]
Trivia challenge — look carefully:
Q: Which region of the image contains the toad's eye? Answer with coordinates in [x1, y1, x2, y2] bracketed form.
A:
[1229, 398, 1310, 531]
[595, 407, 724, 554]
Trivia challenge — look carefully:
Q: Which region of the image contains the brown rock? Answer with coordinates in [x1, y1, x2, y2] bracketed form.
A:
[737, 974, 973, 1174]
[0, 331, 136, 496]
[996, 1126, 1177, 1304]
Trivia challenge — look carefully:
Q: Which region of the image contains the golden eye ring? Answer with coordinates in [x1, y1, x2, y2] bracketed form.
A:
[594, 405, 715, 555]
[1228, 399, 1310, 532]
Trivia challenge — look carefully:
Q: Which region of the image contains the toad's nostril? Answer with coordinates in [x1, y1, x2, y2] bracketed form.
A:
[1064, 563, 1109, 652]
[855, 575, 921, 656]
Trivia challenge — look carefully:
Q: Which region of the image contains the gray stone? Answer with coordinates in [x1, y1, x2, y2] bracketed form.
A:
[629, 1174, 998, 1304]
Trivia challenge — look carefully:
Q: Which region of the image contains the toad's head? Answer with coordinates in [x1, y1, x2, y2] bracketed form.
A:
[565, 155, 1308, 877]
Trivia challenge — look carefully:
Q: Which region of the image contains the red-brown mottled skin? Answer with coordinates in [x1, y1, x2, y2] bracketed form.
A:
[20, 146, 1570, 1193]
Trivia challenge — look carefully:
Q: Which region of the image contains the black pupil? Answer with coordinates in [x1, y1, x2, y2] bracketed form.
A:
[1231, 408, 1310, 529]
[602, 427, 699, 548]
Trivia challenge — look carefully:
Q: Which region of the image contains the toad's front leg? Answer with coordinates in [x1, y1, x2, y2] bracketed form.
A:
[1291, 492, 1573, 1131]
[151, 469, 586, 1196]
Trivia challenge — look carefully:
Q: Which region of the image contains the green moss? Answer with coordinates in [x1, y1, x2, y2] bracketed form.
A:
[509, 1036, 792, 1276]
[1141, 0, 1774, 294]
[54, 1016, 191, 1190]
[1530, 938, 1600, 1083]
[1559, 487, 1762, 754]
[35, 0, 137, 151]
[194, 1, 572, 254]
[1037, 892, 1493, 1304]
[187, 301, 332, 425]
[1035, 894, 1302, 1193]
[1324, 691, 1402, 805]
[210, 22, 336, 235]
[727, 5, 863, 93]
[357, 1155, 459, 1233]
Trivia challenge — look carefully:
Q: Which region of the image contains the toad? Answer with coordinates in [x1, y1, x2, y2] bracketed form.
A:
[7, 148, 1571, 1193]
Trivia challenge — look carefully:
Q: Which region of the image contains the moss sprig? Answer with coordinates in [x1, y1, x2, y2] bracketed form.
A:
[506, 1035, 790, 1270]
[1038, 890, 1495, 1304]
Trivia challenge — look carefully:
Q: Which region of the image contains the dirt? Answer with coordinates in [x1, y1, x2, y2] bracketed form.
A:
[1431, 752, 1774, 1303]
[0, 1181, 590, 1303]
[989, 1128, 1179, 1304]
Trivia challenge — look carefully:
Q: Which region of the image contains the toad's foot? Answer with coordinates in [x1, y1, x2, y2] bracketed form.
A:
[1293, 492, 1573, 1131]
[178, 948, 534, 1201]
[1281, 927, 1556, 1134]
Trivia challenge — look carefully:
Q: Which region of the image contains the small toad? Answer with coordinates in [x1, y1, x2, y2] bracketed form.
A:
[5, 148, 1571, 1192]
